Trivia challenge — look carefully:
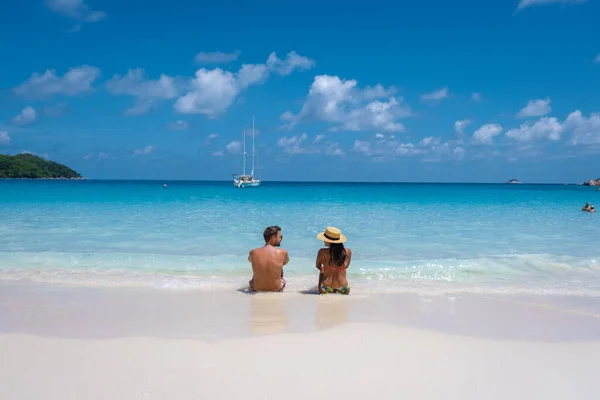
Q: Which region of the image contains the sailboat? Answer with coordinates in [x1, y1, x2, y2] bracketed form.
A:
[233, 115, 261, 188]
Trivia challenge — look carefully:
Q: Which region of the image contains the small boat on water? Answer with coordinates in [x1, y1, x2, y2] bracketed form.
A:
[506, 179, 522, 184]
[233, 115, 261, 188]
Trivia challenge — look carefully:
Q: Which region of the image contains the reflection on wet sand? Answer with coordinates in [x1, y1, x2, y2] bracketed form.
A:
[316, 296, 350, 331]
[249, 294, 288, 336]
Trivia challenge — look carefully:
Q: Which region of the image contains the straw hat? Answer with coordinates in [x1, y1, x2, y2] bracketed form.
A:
[316, 227, 346, 243]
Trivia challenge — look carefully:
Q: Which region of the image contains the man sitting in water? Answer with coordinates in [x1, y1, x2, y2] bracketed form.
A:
[248, 226, 289, 292]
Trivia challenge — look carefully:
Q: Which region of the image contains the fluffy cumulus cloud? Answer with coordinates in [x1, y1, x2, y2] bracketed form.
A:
[420, 87, 449, 103]
[472, 123, 503, 145]
[0, 131, 10, 145]
[44, 0, 107, 24]
[106, 69, 182, 116]
[282, 75, 411, 133]
[133, 145, 154, 155]
[563, 110, 600, 145]
[517, 98, 552, 118]
[500, 110, 599, 146]
[516, 0, 587, 11]
[505, 117, 562, 142]
[175, 51, 314, 117]
[14, 65, 100, 99]
[454, 119, 471, 137]
[194, 51, 240, 64]
[12, 106, 37, 125]
[226, 141, 242, 155]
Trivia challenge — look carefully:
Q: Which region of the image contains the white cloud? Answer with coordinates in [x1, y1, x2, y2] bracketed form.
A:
[563, 110, 600, 145]
[516, 0, 587, 11]
[313, 134, 325, 144]
[396, 143, 421, 156]
[167, 120, 189, 130]
[419, 137, 440, 147]
[194, 50, 240, 64]
[471, 93, 483, 102]
[472, 123, 503, 145]
[363, 84, 397, 100]
[420, 87, 449, 103]
[44, 0, 107, 25]
[423, 142, 466, 162]
[175, 51, 315, 117]
[454, 119, 471, 137]
[226, 141, 242, 155]
[0, 131, 10, 145]
[282, 75, 411, 133]
[277, 133, 309, 154]
[106, 69, 181, 116]
[517, 98, 552, 118]
[265, 51, 315, 76]
[205, 133, 219, 146]
[211, 151, 224, 157]
[506, 117, 562, 142]
[12, 106, 37, 125]
[352, 140, 371, 155]
[352, 135, 420, 159]
[14, 65, 100, 99]
[174, 68, 238, 117]
[134, 145, 154, 155]
[325, 142, 344, 156]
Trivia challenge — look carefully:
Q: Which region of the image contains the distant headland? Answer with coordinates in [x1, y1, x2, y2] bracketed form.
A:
[583, 178, 600, 186]
[0, 154, 82, 179]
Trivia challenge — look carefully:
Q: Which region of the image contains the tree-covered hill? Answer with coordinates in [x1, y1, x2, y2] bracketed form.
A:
[0, 154, 82, 179]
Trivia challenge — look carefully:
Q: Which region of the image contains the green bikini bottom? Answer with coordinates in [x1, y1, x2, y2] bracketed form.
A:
[320, 285, 350, 295]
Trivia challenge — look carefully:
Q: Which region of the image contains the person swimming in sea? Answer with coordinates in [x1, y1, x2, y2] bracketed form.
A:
[582, 202, 596, 212]
[315, 227, 352, 295]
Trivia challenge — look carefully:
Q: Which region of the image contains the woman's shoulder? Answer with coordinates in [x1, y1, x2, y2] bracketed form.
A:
[345, 247, 352, 255]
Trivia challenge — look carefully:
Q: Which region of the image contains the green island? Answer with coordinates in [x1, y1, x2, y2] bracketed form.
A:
[0, 153, 82, 179]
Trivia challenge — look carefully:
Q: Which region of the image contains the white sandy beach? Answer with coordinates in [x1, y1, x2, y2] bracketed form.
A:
[1, 283, 600, 399]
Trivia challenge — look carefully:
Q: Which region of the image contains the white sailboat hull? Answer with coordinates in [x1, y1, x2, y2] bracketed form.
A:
[233, 179, 261, 188]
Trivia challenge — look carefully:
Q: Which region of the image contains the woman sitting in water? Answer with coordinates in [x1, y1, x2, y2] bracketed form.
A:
[315, 227, 352, 295]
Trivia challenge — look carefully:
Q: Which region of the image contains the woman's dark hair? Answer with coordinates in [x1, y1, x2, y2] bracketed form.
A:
[328, 243, 347, 267]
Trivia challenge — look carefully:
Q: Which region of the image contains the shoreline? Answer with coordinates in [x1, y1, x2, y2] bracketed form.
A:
[2, 281, 600, 342]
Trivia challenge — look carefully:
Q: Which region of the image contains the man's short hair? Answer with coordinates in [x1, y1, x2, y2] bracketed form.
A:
[263, 226, 281, 243]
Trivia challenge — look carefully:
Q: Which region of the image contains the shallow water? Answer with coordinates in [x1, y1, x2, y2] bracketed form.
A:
[0, 180, 599, 295]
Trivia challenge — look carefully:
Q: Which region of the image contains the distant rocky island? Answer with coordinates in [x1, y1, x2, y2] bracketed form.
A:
[0, 154, 82, 179]
[583, 178, 600, 186]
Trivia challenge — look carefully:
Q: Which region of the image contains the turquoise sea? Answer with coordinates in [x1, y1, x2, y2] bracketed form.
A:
[0, 180, 599, 295]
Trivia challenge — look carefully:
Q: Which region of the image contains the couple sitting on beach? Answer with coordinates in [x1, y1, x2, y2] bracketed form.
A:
[248, 226, 352, 295]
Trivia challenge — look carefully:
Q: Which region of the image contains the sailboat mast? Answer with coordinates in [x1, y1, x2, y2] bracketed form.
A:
[251, 115, 255, 177]
[242, 127, 246, 176]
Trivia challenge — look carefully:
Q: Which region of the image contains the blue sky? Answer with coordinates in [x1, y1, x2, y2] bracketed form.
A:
[1, 0, 599, 182]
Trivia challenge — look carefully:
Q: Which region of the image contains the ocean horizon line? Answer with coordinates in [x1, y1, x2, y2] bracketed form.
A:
[0, 178, 584, 185]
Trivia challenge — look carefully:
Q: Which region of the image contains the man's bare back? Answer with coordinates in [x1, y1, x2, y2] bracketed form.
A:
[248, 226, 289, 292]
